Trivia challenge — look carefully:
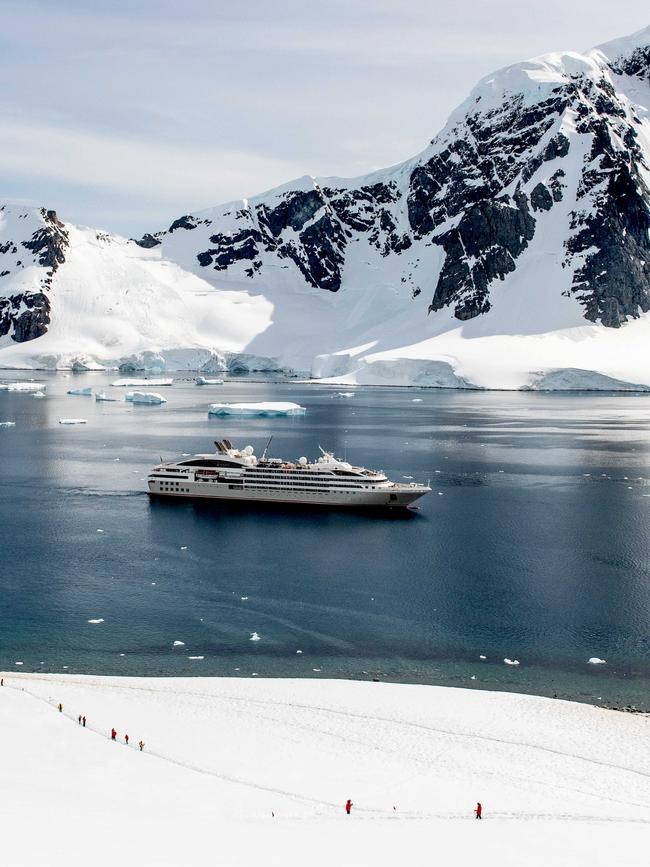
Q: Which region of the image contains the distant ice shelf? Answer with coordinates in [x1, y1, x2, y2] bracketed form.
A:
[207, 401, 306, 417]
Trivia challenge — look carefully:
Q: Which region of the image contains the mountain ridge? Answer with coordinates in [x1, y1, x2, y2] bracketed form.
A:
[1, 25, 649, 389]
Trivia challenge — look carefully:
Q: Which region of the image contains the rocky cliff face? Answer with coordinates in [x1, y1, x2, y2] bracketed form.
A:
[0, 208, 69, 342]
[147, 27, 650, 330]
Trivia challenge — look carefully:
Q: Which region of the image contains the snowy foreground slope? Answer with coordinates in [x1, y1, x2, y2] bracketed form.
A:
[1, 26, 650, 388]
[1, 674, 649, 866]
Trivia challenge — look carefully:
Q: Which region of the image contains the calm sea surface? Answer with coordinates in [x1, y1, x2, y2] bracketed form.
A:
[1, 373, 649, 707]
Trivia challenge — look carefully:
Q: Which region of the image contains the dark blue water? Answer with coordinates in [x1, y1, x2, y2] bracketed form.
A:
[1, 373, 649, 706]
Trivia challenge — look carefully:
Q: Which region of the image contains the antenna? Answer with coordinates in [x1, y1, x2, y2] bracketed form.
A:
[262, 435, 273, 460]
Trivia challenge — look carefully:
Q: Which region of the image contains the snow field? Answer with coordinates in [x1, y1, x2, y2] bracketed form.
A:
[1, 674, 649, 866]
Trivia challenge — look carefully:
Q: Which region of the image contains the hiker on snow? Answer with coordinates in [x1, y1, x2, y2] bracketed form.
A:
[111, 728, 117, 741]
[139, 740, 145, 751]
[345, 799, 353, 815]
[475, 802, 482, 820]
[125, 734, 129, 745]
[58, 703, 63, 713]
[82, 716, 86, 727]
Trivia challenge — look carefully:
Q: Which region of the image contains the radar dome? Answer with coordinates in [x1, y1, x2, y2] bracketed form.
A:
[298, 456, 307, 466]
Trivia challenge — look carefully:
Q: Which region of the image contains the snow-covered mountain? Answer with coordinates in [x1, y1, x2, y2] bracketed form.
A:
[1, 26, 649, 388]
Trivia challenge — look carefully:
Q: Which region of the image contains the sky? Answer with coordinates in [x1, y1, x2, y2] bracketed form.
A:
[1, 0, 648, 236]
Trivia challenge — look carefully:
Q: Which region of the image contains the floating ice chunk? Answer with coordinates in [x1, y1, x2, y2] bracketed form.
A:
[296, 650, 303, 654]
[59, 418, 87, 425]
[334, 392, 355, 398]
[412, 398, 423, 402]
[173, 641, 185, 647]
[403, 475, 413, 480]
[87, 618, 104, 624]
[250, 632, 261, 641]
[180, 546, 188, 550]
[95, 392, 118, 402]
[0, 382, 46, 393]
[67, 387, 92, 396]
[208, 401, 306, 417]
[15, 661, 23, 665]
[111, 378, 173, 387]
[196, 377, 224, 385]
[470, 675, 476, 680]
[312, 668, 322, 672]
[0, 421, 16, 427]
[32, 391, 45, 398]
[188, 656, 204, 660]
[504, 658, 520, 666]
[479, 654, 487, 660]
[128, 391, 167, 405]
[588, 657, 607, 665]
[96, 529, 104, 533]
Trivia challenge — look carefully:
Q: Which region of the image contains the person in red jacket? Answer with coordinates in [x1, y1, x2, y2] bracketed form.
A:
[345, 799, 353, 815]
[111, 728, 117, 741]
[475, 802, 482, 820]
[125, 734, 129, 745]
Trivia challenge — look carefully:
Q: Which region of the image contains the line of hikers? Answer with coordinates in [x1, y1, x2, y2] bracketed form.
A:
[56, 702, 145, 751]
[343, 799, 483, 819]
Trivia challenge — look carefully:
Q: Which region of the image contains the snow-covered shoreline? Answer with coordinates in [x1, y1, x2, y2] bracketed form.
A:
[1, 673, 649, 866]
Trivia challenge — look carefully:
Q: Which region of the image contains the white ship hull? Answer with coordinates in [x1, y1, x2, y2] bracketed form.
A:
[148, 478, 427, 508]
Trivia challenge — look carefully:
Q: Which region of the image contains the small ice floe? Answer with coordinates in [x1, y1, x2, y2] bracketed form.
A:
[412, 398, 423, 402]
[296, 650, 303, 654]
[111, 378, 173, 387]
[503, 658, 520, 666]
[180, 546, 188, 550]
[59, 418, 87, 425]
[588, 657, 607, 665]
[312, 668, 322, 672]
[0, 382, 46, 393]
[15, 661, 23, 665]
[32, 391, 45, 398]
[479, 654, 487, 660]
[173, 641, 185, 647]
[119, 653, 125, 657]
[96, 529, 104, 533]
[188, 655, 204, 660]
[240, 596, 249, 601]
[0, 421, 16, 427]
[334, 392, 355, 398]
[87, 618, 104, 624]
[151, 582, 156, 586]
[438, 492, 444, 496]
[208, 401, 306, 417]
[251, 672, 259, 676]
[250, 632, 261, 641]
[127, 391, 167, 405]
[196, 376, 224, 386]
[95, 392, 118, 402]
[182, 453, 191, 457]
[403, 475, 413, 480]
[470, 675, 476, 680]
[67, 387, 92, 396]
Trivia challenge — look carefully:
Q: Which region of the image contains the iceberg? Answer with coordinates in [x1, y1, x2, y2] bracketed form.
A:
[59, 418, 87, 425]
[208, 401, 306, 417]
[95, 392, 118, 401]
[32, 391, 46, 398]
[588, 657, 607, 665]
[0, 421, 16, 427]
[0, 382, 47, 393]
[128, 391, 167, 405]
[67, 387, 93, 396]
[196, 376, 224, 386]
[111, 378, 173, 387]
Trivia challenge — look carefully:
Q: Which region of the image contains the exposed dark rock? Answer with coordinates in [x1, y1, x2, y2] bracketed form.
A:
[133, 233, 161, 248]
[531, 182, 554, 212]
[0, 291, 51, 342]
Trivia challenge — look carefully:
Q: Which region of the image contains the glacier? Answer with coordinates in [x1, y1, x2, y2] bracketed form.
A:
[0, 27, 649, 390]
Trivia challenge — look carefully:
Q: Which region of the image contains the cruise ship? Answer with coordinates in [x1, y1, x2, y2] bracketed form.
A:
[147, 440, 430, 509]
